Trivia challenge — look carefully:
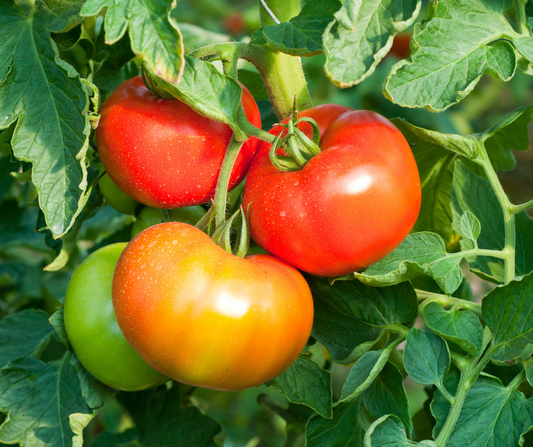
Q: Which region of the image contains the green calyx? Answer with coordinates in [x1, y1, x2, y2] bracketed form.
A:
[269, 115, 321, 172]
[211, 206, 250, 258]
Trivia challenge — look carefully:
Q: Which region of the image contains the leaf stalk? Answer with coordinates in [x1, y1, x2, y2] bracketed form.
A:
[474, 143, 516, 283]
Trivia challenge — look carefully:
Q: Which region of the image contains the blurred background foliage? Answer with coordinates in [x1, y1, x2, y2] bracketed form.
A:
[1, 0, 532, 446]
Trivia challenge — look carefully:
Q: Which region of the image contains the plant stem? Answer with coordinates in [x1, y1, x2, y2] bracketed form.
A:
[507, 370, 526, 391]
[239, 45, 311, 120]
[509, 198, 533, 215]
[213, 135, 245, 227]
[475, 142, 516, 283]
[416, 291, 482, 316]
[259, 0, 301, 24]
[249, 0, 311, 119]
[444, 247, 508, 261]
[434, 344, 496, 446]
[515, 0, 531, 36]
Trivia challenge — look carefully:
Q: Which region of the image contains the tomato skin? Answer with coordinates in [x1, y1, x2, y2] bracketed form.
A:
[99, 171, 138, 215]
[242, 105, 421, 277]
[96, 76, 261, 208]
[64, 243, 167, 391]
[112, 222, 314, 391]
[131, 205, 206, 237]
[387, 32, 412, 60]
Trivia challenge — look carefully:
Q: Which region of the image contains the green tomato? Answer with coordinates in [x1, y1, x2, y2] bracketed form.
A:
[131, 206, 206, 238]
[99, 171, 138, 215]
[64, 243, 167, 391]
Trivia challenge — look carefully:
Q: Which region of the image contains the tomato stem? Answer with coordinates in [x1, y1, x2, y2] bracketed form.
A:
[213, 134, 245, 228]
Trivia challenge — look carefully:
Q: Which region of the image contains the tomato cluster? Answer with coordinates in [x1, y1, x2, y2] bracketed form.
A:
[65, 76, 420, 392]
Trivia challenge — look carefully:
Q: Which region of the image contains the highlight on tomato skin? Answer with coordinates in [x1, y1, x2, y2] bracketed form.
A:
[95, 76, 261, 209]
[112, 222, 314, 392]
[242, 104, 421, 277]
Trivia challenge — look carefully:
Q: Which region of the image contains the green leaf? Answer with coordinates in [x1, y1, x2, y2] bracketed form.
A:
[179, 23, 230, 54]
[355, 232, 464, 295]
[363, 362, 413, 437]
[404, 329, 450, 388]
[306, 400, 364, 447]
[80, 0, 184, 83]
[423, 302, 483, 356]
[364, 415, 424, 447]
[0, 200, 48, 253]
[0, 353, 101, 447]
[339, 345, 396, 404]
[50, 303, 70, 348]
[483, 272, 533, 364]
[323, 0, 421, 88]
[0, 310, 55, 369]
[0, 0, 91, 238]
[252, 0, 341, 57]
[92, 32, 136, 93]
[270, 355, 332, 419]
[308, 276, 417, 363]
[432, 373, 533, 446]
[460, 211, 481, 245]
[92, 429, 138, 447]
[145, 56, 247, 140]
[526, 357, 533, 387]
[478, 104, 533, 171]
[116, 386, 221, 446]
[391, 120, 478, 159]
[451, 161, 533, 283]
[392, 119, 458, 246]
[384, 1, 517, 111]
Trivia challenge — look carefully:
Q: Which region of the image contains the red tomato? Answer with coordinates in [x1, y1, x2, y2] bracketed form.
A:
[387, 32, 412, 60]
[242, 104, 421, 277]
[96, 76, 261, 208]
[112, 222, 314, 391]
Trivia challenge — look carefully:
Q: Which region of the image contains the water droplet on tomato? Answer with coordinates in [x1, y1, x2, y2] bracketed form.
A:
[280, 211, 286, 217]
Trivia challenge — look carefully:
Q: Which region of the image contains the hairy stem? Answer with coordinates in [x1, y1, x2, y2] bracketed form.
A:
[509, 198, 533, 215]
[475, 142, 516, 283]
[213, 135, 245, 227]
[515, 0, 531, 36]
[435, 344, 496, 446]
[416, 291, 482, 316]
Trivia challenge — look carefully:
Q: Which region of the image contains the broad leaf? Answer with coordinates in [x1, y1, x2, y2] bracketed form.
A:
[0, 200, 48, 253]
[339, 345, 396, 404]
[308, 276, 417, 363]
[355, 232, 464, 295]
[117, 386, 221, 446]
[252, 0, 341, 57]
[80, 0, 184, 83]
[478, 104, 533, 171]
[404, 329, 449, 388]
[145, 57, 247, 140]
[384, 1, 517, 111]
[432, 373, 533, 446]
[423, 302, 483, 356]
[0, 310, 55, 369]
[526, 357, 533, 387]
[270, 355, 332, 418]
[451, 161, 533, 283]
[0, 354, 101, 447]
[483, 272, 533, 364]
[92, 429, 137, 447]
[460, 211, 481, 245]
[392, 119, 457, 246]
[364, 415, 428, 447]
[363, 362, 412, 437]
[306, 400, 364, 447]
[0, 0, 91, 237]
[323, 0, 421, 87]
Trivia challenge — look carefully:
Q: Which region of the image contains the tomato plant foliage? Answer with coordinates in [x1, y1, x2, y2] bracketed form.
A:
[1, 0, 533, 446]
